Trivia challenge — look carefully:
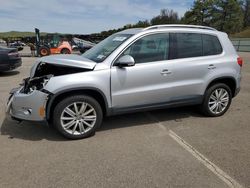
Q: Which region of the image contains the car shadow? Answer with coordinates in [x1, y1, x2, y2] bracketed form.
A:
[0, 106, 204, 141]
[0, 118, 66, 141]
[100, 106, 203, 131]
[0, 71, 20, 77]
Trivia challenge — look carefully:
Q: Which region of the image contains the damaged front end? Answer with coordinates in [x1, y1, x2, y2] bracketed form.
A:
[6, 65, 54, 121]
[23, 62, 90, 94]
[7, 55, 96, 122]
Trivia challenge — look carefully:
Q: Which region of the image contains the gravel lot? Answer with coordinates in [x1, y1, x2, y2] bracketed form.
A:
[0, 53, 249, 188]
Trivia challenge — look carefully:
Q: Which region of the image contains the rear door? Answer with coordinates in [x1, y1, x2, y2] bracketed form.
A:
[167, 33, 223, 101]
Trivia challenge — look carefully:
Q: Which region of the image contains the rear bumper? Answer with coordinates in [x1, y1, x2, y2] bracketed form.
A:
[6, 86, 49, 121]
[234, 72, 242, 97]
[234, 87, 241, 97]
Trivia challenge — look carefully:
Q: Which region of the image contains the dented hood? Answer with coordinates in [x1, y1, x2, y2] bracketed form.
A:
[30, 54, 96, 77]
[40, 54, 96, 69]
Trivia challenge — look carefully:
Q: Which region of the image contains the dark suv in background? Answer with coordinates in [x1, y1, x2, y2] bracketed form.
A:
[0, 47, 22, 72]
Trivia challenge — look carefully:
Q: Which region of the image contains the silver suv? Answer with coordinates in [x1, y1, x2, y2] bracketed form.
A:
[7, 25, 242, 139]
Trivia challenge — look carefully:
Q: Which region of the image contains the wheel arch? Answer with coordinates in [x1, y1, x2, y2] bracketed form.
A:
[205, 76, 237, 97]
[46, 88, 110, 122]
[60, 47, 71, 54]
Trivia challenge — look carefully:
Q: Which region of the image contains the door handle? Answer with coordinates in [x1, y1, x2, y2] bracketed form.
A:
[208, 64, 216, 70]
[161, 69, 172, 75]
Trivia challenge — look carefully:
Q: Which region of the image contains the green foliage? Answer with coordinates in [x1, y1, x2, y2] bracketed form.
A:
[211, 0, 243, 33]
[182, 0, 214, 25]
[151, 9, 179, 25]
[182, 0, 244, 33]
[239, 0, 250, 27]
[231, 27, 250, 37]
[0, 31, 47, 38]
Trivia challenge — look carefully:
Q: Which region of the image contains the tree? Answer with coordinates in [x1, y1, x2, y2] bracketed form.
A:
[238, 0, 250, 27]
[181, 0, 214, 25]
[150, 9, 179, 25]
[182, 0, 244, 33]
[210, 0, 243, 33]
[134, 20, 150, 28]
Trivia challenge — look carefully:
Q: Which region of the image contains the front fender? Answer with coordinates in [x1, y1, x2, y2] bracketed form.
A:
[44, 69, 111, 106]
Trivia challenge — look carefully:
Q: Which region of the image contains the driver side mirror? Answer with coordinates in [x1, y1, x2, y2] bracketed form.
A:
[116, 55, 135, 68]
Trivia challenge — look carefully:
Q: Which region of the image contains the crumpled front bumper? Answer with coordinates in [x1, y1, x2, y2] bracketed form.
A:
[6, 87, 49, 121]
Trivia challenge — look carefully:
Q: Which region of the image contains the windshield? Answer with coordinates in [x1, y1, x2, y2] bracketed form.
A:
[82, 33, 132, 63]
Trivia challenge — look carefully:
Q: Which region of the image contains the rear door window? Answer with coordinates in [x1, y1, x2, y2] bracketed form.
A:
[172, 33, 203, 59]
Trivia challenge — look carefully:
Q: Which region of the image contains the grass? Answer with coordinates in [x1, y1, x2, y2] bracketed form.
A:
[231, 28, 250, 38]
[0, 31, 49, 38]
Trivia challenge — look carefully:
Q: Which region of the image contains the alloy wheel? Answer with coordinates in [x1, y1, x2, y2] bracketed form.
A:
[208, 88, 229, 114]
[60, 102, 97, 135]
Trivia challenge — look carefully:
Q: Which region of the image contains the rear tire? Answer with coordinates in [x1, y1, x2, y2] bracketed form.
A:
[53, 95, 103, 139]
[201, 83, 232, 117]
[61, 48, 70, 54]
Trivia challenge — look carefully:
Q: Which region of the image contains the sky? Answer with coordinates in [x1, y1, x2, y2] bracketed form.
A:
[0, 0, 194, 34]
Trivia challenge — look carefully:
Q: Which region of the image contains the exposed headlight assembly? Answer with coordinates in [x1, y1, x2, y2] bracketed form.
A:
[22, 74, 53, 94]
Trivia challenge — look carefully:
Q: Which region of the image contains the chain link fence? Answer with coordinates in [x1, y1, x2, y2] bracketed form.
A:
[231, 38, 250, 52]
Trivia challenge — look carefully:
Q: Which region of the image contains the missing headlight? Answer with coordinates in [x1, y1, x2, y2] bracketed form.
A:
[22, 75, 53, 94]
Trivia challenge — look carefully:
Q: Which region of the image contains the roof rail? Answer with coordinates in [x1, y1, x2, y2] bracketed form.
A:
[143, 24, 217, 31]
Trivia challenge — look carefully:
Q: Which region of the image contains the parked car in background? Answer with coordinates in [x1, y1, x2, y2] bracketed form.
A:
[0, 39, 7, 47]
[72, 37, 95, 54]
[0, 46, 22, 72]
[9, 42, 24, 51]
[7, 25, 242, 139]
[9, 41, 26, 46]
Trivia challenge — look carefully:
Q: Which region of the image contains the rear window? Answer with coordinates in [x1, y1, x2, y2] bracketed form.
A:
[202, 34, 223, 56]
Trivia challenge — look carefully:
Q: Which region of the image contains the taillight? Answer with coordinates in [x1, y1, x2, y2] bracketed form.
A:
[237, 57, 243, 67]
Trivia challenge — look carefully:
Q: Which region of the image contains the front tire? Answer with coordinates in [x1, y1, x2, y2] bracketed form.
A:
[53, 95, 103, 139]
[201, 83, 232, 117]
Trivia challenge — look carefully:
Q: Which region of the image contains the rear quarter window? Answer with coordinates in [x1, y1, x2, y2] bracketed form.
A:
[202, 34, 223, 56]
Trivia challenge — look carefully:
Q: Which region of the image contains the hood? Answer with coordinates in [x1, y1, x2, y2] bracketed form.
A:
[40, 54, 96, 69]
[30, 54, 96, 77]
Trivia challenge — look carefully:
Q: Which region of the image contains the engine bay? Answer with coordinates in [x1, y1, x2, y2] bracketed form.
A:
[34, 62, 89, 77]
[21, 62, 91, 94]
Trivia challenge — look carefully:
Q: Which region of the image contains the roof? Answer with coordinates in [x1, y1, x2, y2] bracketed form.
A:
[117, 28, 142, 35]
[120, 24, 218, 35]
[143, 24, 217, 31]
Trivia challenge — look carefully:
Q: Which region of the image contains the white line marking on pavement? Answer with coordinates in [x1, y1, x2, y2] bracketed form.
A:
[145, 112, 243, 188]
[169, 130, 243, 188]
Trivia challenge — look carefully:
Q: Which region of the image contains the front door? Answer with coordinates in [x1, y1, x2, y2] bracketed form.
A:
[111, 33, 174, 109]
